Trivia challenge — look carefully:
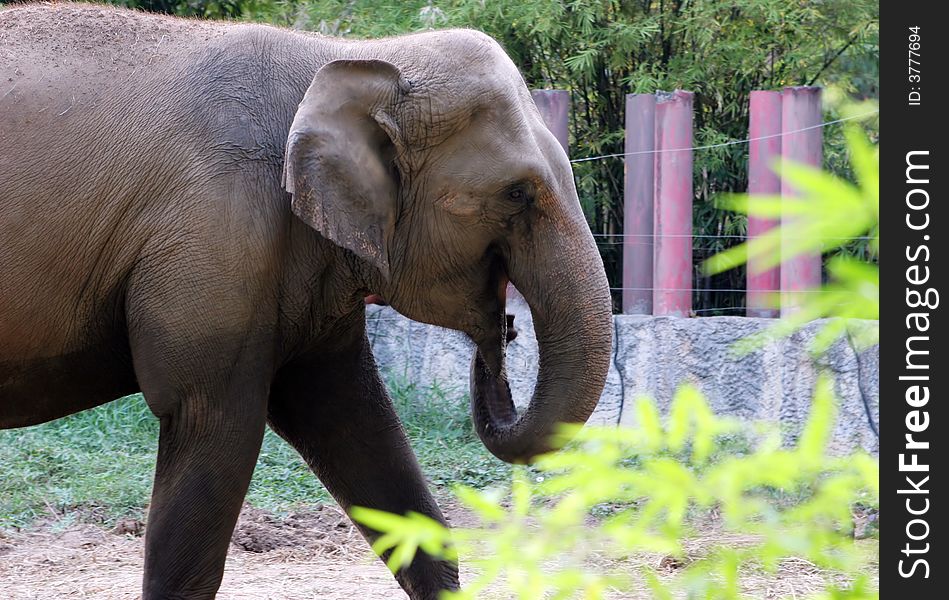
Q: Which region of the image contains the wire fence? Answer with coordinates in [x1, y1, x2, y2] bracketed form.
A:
[590, 233, 876, 239]
[562, 102, 878, 317]
[568, 110, 879, 164]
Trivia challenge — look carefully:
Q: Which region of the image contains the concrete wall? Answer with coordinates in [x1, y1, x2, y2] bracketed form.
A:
[366, 303, 879, 455]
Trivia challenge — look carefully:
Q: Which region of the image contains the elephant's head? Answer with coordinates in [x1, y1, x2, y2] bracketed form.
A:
[283, 31, 612, 464]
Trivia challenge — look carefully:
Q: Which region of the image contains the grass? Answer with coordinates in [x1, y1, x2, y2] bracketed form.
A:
[0, 396, 158, 529]
[0, 374, 510, 529]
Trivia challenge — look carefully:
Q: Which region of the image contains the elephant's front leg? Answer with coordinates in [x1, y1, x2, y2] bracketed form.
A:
[141, 380, 268, 599]
[268, 335, 460, 599]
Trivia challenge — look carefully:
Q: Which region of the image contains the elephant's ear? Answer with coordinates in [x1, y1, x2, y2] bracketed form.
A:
[283, 59, 410, 279]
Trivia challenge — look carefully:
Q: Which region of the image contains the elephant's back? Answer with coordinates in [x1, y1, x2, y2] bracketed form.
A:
[1, 5, 221, 239]
[0, 3, 228, 72]
[1, 4, 315, 176]
[0, 3, 301, 207]
[0, 5, 319, 361]
[1, 4, 230, 121]
[0, 6, 284, 369]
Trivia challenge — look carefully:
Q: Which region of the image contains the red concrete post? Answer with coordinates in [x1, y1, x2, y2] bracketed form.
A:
[746, 91, 783, 318]
[653, 91, 693, 317]
[530, 90, 570, 154]
[779, 87, 822, 316]
[622, 94, 656, 314]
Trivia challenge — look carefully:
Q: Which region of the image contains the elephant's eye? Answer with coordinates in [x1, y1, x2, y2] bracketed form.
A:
[506, 184, 532, 203]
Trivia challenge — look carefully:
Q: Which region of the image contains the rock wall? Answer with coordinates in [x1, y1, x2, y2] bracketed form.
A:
[366, 303, 879, 455]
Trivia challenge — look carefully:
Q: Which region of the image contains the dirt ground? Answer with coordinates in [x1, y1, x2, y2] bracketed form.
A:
[0, 503, 876, 599]
[0, 503, 412, 599]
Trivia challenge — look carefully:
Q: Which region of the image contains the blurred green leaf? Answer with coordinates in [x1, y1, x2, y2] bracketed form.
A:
[354, 379, 878, 599]
[704, 126, 879, 353]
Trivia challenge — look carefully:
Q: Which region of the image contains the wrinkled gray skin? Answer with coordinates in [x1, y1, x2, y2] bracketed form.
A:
[0, 4, 612, 598]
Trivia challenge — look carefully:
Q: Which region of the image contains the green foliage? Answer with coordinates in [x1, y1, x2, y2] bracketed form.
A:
[704, 124, 879, 353]
[353, 379, 879, 599]
[105, 0, 247, 19]
[0, 394, 158, 528]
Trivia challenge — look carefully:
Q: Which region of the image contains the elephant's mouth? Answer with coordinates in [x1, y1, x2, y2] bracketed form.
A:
[471, 260, 512, 380]
[364, 294, 388, 306]
[492, 265, 518, 342]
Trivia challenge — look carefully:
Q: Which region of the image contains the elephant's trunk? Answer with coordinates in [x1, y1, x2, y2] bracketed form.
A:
[469, 214, 613, 464]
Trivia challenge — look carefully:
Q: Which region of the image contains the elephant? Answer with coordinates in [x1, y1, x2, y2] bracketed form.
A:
[0, 4, 612, 599]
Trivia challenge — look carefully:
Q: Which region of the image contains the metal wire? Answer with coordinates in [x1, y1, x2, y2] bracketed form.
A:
[590, 233, 875, 240]
[370, 302, 859, 318]
[568, 110, 879, 164]
[610, 287, 824, 293]
[597, 244, 725, 253]
[368, 309, 757, 318]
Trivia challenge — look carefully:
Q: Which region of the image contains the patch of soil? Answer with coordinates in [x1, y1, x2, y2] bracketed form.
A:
[0, 500, 877, 599]
[0, 503, 407, 600]
[111, 519, 145, 537]
[0, 530, 14, 556]
[229, 503, 359, 557]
